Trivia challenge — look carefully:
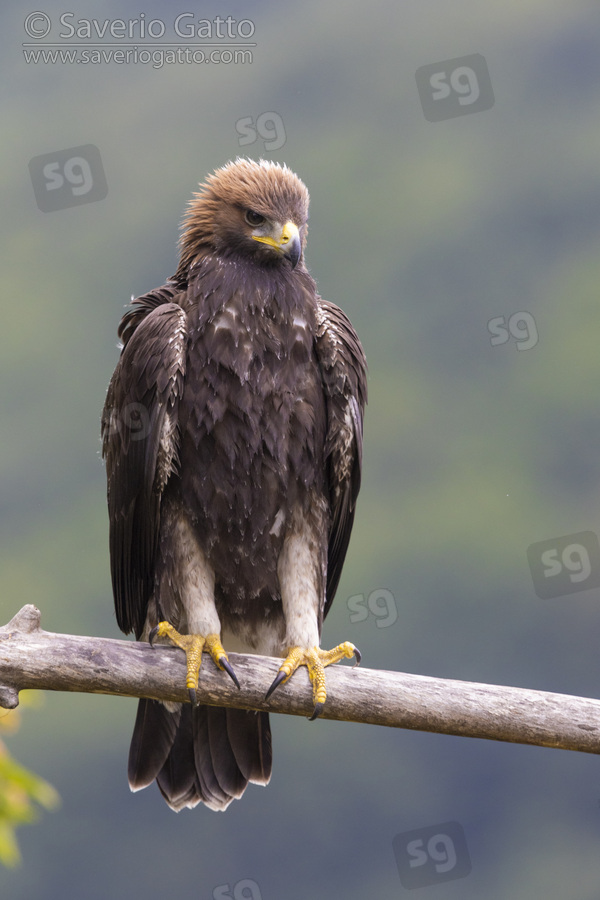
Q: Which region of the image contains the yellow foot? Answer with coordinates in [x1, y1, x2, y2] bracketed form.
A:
[149, 621, 240, 705]
[266, 641, 361, 720]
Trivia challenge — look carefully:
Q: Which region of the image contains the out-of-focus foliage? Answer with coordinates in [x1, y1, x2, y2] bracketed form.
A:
[0, 696, 59, 867]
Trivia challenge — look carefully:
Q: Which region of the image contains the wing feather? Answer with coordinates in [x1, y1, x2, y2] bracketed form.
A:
[101, 287, 187, 637]
[315, 298, 367, 618]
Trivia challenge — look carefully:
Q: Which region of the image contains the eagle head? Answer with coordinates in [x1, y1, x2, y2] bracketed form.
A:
[177, 158, 310, 275]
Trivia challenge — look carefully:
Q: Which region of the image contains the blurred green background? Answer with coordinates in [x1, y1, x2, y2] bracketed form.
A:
[2, 0, 600, 897]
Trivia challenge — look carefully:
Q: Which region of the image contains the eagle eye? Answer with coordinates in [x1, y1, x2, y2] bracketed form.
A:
[245, 210, 266, 227]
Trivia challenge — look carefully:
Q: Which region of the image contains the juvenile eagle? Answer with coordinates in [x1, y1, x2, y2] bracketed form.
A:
[101, 159, 367, 811]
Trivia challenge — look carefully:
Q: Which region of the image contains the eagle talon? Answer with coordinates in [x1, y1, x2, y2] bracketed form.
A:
[266, 641, 362, 717]
[265, 669, 289, 700]
[147, 621, 237, 699]
[309, 701, 325, 722]
[148, 624, 160, 647]
[219, 657, 241, 690]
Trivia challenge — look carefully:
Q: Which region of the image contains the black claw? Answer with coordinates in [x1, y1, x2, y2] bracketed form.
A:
[188, 687, 198, 707]
[220, 658, 240, 690]
[309, 701, 324, 722]
[265, 669, 287, 700]
[353, 646, 362, 667]
[148, 625, 159, 647]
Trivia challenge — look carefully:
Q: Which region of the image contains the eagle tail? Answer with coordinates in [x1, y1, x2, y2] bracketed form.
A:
[128, 699, 272, 811]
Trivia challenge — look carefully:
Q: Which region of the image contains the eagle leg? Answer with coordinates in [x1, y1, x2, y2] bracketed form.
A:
[266, 642, 361, 720]
[149, 621, 240, 705]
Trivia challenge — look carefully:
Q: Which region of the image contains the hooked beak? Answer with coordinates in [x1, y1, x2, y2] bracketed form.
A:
[252, 220, 301, 268]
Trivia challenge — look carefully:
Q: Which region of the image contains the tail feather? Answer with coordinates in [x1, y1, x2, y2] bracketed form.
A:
[128, 698, 180, 791]
[156, 707, 200, 810]
[206, 706, 252, 800]
[127, 698, 272, 811]
[226, 706, 272, 783]
[190, 706, 235, 810]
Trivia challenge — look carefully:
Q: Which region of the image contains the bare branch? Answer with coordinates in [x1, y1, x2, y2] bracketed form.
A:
[1, 605, 599, 754]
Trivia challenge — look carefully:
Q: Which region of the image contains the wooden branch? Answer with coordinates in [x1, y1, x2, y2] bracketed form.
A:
[1, 605, 599, 755]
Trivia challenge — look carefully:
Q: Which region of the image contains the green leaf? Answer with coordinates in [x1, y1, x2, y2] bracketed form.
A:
[0, 700, 60, 867]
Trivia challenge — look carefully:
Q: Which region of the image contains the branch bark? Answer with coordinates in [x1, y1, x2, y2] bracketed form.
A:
[1, 605, 599, 754]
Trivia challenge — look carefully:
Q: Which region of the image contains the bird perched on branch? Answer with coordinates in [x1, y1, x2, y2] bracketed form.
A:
[101, 158, 367, 810]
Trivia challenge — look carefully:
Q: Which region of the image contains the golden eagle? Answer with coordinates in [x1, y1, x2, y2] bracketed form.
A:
[101, 159, 367, 810]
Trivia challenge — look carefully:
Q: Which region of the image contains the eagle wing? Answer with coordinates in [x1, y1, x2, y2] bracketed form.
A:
[315, 298, 367, 618]
[101, 285, 187, 637]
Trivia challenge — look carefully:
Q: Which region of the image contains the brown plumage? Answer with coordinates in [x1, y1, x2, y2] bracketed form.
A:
[101, 159, 367, 810]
